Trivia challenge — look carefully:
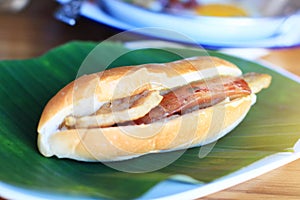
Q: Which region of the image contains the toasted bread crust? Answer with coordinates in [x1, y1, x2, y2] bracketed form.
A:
[37, 56, 265, 162]
[38, 56, 241, 132]
[39, 96, 254, 161]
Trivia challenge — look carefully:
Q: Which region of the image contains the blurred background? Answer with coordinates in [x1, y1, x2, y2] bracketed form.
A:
[1, 0, 300, 60]
[0, 0, 119, 59]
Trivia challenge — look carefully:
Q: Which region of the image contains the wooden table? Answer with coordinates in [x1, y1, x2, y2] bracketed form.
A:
[1, 1, 300, 199]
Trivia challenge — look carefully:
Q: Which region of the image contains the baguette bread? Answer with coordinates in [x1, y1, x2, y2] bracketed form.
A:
[37, 56, 271, 162]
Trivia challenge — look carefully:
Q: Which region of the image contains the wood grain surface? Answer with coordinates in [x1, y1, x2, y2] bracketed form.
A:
[0, 0, 299, 199]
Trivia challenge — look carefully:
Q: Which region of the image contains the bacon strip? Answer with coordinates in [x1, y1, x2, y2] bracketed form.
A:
[135, 76, 251, 124]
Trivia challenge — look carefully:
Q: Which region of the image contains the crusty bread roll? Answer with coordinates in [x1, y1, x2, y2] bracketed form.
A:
[37, 56, 271, 162]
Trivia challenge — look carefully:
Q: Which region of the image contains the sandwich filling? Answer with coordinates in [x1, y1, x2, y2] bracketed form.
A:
[62, 72, 270, 130]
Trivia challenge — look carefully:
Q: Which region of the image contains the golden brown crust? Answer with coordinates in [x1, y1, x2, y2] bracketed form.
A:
[37, 56, 261, 162]
[43, 96, 253, 161]
[37, 74, 100, 132]
[38, 56, 241, 132]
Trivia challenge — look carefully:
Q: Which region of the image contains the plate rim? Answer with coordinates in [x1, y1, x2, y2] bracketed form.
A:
[80, 1, 300, 49]
[1, 40, 300, 200]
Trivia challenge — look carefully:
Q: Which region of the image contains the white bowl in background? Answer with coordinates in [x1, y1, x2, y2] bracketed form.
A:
[98, 0, 300, 43]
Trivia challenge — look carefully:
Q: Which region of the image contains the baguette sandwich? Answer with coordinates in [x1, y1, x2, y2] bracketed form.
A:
[37, 56, 271, 162]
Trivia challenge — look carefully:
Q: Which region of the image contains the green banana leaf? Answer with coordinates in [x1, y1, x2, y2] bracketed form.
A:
[0, 41, 300, 199]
